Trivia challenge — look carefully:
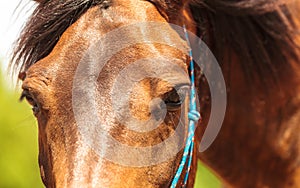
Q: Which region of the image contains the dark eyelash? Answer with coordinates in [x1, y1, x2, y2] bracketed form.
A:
[20, 89, 35, 105]
[19, 89, 40, 115]
[20, 90, 30, 101]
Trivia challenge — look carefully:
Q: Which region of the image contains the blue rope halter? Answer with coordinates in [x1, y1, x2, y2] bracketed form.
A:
[170, 25, 201, 188]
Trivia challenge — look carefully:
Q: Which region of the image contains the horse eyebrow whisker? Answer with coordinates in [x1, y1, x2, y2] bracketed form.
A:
[18, 72, 26, 81]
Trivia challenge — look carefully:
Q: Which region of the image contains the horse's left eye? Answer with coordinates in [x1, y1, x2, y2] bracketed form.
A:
[20, 89, 40, 115]
[163, 86, 189, 111]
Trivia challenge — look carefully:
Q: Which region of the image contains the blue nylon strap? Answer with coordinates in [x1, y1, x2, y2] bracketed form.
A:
[170, 25, 201, 188]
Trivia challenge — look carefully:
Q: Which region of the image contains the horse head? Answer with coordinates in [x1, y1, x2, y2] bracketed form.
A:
[15, 0, 201, 187]
[11, 0, 300, 187]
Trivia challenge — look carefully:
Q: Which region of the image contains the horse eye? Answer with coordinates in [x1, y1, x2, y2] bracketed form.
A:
[163, 86, 189, 111]
[20, 90, 40, 115]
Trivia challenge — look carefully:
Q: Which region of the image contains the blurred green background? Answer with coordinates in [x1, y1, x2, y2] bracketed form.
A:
[0, 67, 42, 187]
[0, 66, 220, 188]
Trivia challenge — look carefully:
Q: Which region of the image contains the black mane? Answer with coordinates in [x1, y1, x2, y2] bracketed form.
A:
[10, 0, 300, 83]
[189, 0, 300, 84]
[10, 0, 109, 75]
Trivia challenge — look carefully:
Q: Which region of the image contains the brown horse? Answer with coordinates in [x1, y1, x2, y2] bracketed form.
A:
[10, 0, 300, 187]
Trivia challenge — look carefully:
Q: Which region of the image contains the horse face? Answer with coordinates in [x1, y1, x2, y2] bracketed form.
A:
[21, 0, 195, 187]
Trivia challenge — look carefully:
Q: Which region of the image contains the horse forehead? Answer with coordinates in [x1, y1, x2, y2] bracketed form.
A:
[25, 4, 188, 78]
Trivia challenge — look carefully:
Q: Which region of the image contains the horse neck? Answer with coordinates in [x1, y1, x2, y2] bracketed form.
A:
[196, 48, 300, 187]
